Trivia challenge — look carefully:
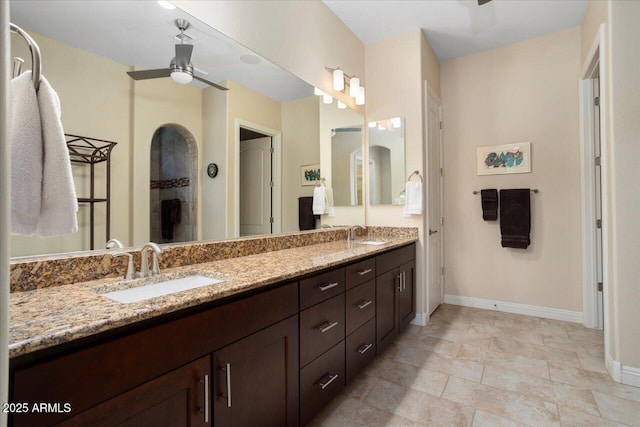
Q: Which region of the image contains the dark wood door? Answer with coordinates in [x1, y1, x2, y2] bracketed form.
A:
[57, 356, 210, 427]
[213, 315, 299, 427]
[375, 267, 399, 354]
[398, 259, 416, 330]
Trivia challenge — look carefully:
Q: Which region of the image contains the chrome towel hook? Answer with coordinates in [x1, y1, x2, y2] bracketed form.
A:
[10, 23, 41, 91]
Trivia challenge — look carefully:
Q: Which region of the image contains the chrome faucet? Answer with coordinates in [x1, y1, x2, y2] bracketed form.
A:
[347, 225, 365, 242]
[140, 242, 163, 278]
[111, 252, 135, 280]
[106, 238, 124, 249]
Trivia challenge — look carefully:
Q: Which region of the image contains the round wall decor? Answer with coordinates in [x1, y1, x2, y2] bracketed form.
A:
[207, 163, 219, 178]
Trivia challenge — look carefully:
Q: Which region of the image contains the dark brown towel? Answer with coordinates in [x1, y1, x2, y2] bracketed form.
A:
[499, 189, 531, 249]
[161, 199, 181, 240]
[298, 197, 317, 231]
[481, 189, 498, 221]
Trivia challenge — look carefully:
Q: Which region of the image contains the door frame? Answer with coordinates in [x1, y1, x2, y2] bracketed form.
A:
[579, 24, 608, 336]
[423, 81, 444, 318]
[234, 119, 282, 237]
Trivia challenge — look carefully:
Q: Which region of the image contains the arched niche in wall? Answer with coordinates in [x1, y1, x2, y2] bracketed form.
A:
[149, 124, 198, 243]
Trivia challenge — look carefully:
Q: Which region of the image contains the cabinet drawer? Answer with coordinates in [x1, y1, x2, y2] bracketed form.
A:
[376, 243, 415, 275]
[300, 294, 345, 367]
[345, 280, 375, 336]
[300, 267, 345, 310]
[346, 318, 376, 385]
[345, 258, 375, 289]
[300, 341, 345, 426]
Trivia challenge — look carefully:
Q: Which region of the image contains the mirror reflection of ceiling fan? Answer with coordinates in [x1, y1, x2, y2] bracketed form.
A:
[478, 0, 493, 5]
[127, 19, 229, 91]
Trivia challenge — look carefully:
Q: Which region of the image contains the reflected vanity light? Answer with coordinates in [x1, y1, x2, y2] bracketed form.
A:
[337, 101, 346, 109]
[355, 86, 365, 106]
[368, 122, 376, 128]
[322, 93, 333, 104]
[333, 68, 344, 91]
[158, 1, 176, 9]
[390, 117, 402, 128]
[349, 76, 360, 97]
[314, 87, 324, 96]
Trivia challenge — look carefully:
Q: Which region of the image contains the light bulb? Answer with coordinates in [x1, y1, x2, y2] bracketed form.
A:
[333, 68, 344, 91]
[349, 76, 360, 98]
[322, 94, 333, 104]
[314, 87, 324, 96]
[391, 117, 402, 128]
[355, 86, 365, 105]
[171, 70, 193, 84]
[337, 101, 346, 109]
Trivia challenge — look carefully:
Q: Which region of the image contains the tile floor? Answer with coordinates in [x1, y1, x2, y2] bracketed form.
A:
[310, 304, 640, 427]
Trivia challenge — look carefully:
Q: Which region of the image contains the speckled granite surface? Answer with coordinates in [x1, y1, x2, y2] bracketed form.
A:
[11, 228, 414, 292]
[9, 233, 417, 358]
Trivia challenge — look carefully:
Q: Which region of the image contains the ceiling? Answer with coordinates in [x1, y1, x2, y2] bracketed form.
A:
[323, 0, 587, 61]
[9, 1, 313, 102]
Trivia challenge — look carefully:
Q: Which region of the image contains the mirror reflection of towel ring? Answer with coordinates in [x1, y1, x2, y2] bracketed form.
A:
[207, 163, 218, 178]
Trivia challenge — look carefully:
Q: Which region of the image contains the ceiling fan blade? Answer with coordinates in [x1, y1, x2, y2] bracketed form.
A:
[478, 0, 492, 5]
[193, 75, 229, 91]
[127, 69, 171, 80]
[175, 44, 193, 67]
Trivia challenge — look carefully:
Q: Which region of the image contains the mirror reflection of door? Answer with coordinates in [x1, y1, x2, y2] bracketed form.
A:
[239, 128, 272, 236]
[149, 125, 198, 244]
[368, 118, 406, 205]
[331, 125, 363, 206]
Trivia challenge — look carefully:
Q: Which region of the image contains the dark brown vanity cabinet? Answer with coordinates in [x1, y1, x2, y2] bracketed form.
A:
[375, 244, 417, 354]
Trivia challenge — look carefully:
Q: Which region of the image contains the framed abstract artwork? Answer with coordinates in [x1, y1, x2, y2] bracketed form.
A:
[477, 142, 531, 175]
[300, 164, 321, 186]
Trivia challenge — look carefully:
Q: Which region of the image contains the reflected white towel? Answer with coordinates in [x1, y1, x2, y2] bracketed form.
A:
[10, 72, 42, 235]
[313, 186, 326, 215]
[37, 75, 78, 236]
[325, 187, 335, 217]
[403, 181, 423, 217]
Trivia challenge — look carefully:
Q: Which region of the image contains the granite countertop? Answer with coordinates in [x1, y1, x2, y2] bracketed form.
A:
[9, 236, 416, 358]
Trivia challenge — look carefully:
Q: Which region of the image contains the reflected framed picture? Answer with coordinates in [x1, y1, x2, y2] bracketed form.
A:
[301, 164, 321, 186]
[477, 142, 531, 176]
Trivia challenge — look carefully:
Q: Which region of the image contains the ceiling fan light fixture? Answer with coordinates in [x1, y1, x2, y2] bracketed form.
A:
[171, 70, 193, 84]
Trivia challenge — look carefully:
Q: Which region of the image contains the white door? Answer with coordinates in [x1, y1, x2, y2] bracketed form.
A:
[593, 76, 604, 330]
[426, 88, 443, 315]
[239, 137, 272, 236]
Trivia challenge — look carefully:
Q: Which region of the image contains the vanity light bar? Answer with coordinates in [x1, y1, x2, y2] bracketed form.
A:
[324, 66, 365, 105]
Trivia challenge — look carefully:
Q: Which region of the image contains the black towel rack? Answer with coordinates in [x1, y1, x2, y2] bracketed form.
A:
[472, 189, 539, 195]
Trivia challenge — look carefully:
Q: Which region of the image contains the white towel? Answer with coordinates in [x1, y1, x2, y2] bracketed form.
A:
[403, 181, 423, 217]
[313, 186, 326, 215]
[325, 187, 335, 217]
[37, 75, 78, 236]
[10, 71, 42, 235]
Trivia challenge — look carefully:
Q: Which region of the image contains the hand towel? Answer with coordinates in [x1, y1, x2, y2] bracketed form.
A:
[325, 187, 335, 217]
[481, 189, 499, 221]
[298, 196, 316, 230]
[403, 181, 423, 217]
[10, 71, 42, 235]
[313, 186, 326, 215]
[37, 75, 78, 236]
[499, 189, 531, 249]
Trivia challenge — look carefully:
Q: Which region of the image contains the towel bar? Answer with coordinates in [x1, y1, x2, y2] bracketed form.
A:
[10, 23, 41, 91]
[473, 189, 539, 195]
[407, 170, 423, 182]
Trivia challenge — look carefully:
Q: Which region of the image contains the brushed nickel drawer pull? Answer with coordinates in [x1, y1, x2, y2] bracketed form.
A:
[318, 373, 339, 390]
[357, 268, 372, 276]
[220, 364, 232, 408]
[397, 273, 402, 292]
[318, 321, 339, 333]
[199, 374, 210, 423]
[319, 282, 339, 291]
[358, 343, 373, 355]
[357, 300, 372, 310]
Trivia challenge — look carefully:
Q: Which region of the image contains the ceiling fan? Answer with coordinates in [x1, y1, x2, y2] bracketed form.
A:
[127, 19, 228, 91]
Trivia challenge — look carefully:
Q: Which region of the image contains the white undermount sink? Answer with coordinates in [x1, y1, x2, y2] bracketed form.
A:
[355, 240, 386, 245]
[101, 275, 225, 304]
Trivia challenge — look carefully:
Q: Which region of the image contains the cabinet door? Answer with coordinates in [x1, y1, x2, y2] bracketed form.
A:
[57, 356, 210, 427]
[376, 267, 399, 354]
[213, 315, 299, 427]
[398, 259, 416, 330]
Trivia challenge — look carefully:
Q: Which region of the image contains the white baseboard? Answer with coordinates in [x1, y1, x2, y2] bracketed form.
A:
[622, 365, 640, 387]
[443, 294, 583, 324]
[606, 353, 622, 382]
[411, 312, 427, 326]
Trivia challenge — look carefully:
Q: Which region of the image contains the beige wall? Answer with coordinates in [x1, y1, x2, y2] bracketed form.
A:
[174, 0, 364, 110]
[441, 28, 582, 311]
[581, 0, 608, 65]
[365, 29, 437, 317]
[10, 31, 131, 256]
[281, 96, 320, 232]
[608, 0, 640, 369]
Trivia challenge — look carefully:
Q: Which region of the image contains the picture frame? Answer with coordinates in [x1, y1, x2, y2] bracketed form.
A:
[477, 142, 531, 176]
[300, 164, 321, 186]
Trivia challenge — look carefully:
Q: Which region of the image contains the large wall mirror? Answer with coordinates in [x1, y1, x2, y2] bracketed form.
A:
[369, 117, 406, 206]
[8, 1, 362, 257]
